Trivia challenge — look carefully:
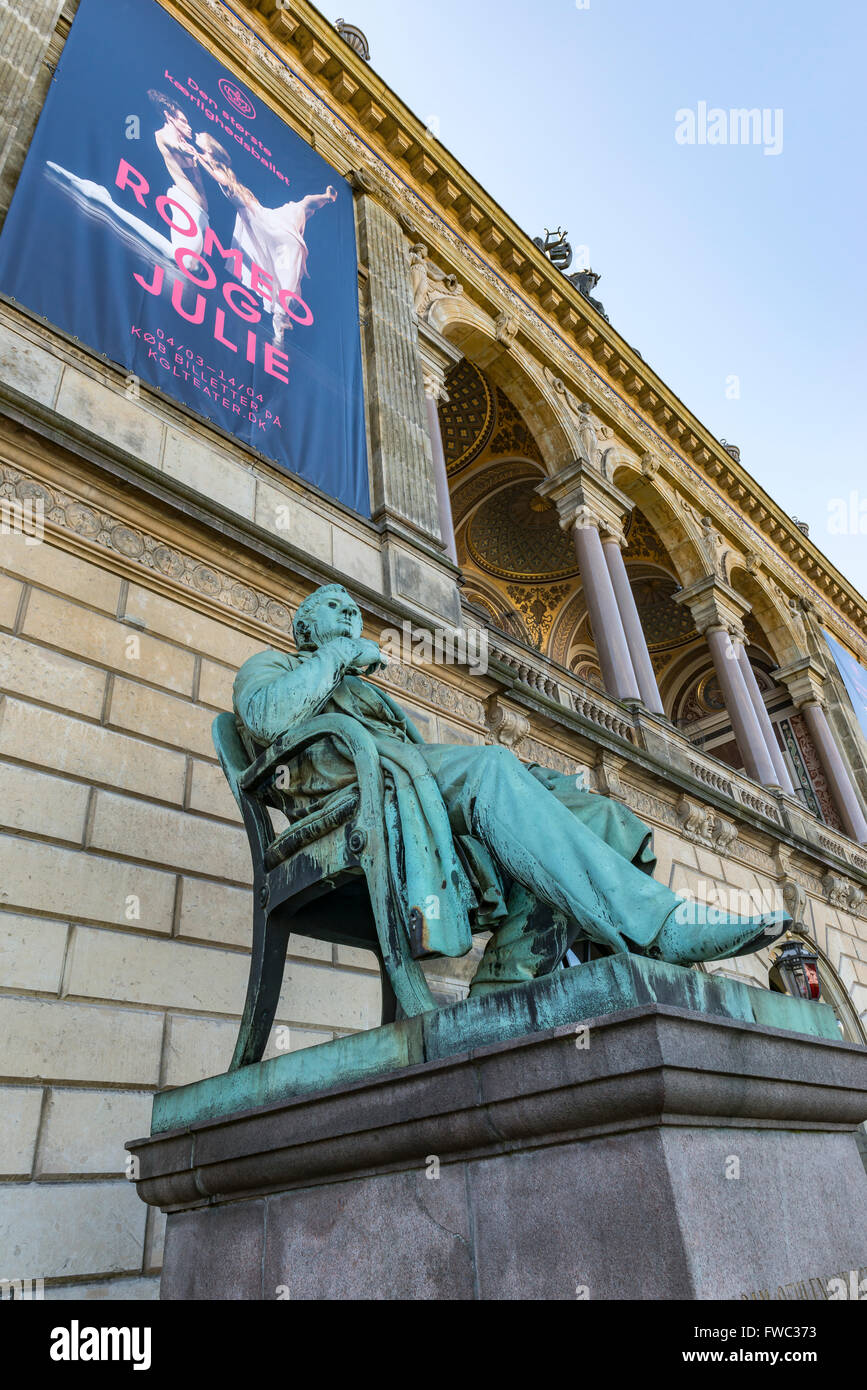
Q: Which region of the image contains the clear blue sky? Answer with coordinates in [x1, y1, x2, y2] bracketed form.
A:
[340, 0, 867, 598]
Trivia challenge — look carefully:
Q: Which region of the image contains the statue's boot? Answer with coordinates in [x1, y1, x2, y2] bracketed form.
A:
[647, 905, 790, 966]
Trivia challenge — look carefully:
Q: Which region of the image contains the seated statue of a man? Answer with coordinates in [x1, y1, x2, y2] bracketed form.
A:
[232, 583, 788, 994]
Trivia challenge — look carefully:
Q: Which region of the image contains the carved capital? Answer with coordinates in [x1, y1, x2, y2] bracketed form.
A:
[421, 367, 449, 404]
[672, 575, 750, 637]
[485, 697, 530, 749]
[772, 657, 826, 709]
[536, 459, 632, 538]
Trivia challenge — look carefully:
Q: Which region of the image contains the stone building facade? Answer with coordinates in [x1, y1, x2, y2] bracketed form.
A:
[1, 0, 866, 1300]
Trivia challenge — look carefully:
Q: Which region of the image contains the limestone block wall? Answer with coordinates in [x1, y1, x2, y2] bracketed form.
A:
[0, 483, 486, 1296]
[0, 530, 397, 1298]
[648, 822, 867, 1012]
[0, 0, 74, 224]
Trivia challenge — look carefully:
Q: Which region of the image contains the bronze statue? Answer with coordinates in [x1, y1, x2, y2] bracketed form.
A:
[231, 584, 788, 997]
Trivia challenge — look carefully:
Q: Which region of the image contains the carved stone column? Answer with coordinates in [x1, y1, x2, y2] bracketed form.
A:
[775, 658, 867, 844]
[799, 598, 867, 805]
[601, 534, 665, 715]
[735, 642, 794, 793]
[417, 326, 461, 566]
[674, 577, 780, 789]
[537, 462, 640, 704]
[0, 0, 67, 221]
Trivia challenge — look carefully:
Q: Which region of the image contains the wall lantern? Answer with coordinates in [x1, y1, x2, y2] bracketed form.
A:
[768, 934, 821, 1001]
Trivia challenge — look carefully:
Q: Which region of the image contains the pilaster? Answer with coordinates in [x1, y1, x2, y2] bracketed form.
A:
[0, 0, 70, 223]
[353, 181, 461, 625]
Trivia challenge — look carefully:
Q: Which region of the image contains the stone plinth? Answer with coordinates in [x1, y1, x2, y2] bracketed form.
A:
[129, 961, 867, 1300]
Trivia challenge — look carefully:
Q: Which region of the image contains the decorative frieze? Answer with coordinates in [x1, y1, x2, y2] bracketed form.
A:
[676, 795, 738, 854]
[377, 658, 485, 728]
[0, 464, 296, 635]
[822, 872, 866, 916]
[515, 736, 582, 779]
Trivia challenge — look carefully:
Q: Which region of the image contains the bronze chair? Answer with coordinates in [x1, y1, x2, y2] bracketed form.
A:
[213, 710, 448, 1071]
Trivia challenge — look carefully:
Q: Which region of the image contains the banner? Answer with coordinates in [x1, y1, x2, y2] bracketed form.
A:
[823, 629, 867, 741]
[0, 0, 369, 515]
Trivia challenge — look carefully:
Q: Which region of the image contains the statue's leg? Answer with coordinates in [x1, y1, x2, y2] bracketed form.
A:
[527, 767, 657, 874]
[471, 772, 652, 992]
[468, 881, 573, 993]
[421, 744, 788, 974]
[423, 744, 676, 955]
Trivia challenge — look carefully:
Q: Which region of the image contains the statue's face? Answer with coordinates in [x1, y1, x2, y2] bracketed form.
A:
[300, 589, 362, 648]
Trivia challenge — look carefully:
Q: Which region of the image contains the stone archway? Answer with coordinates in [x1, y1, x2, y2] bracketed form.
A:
[428, 296, 579, 473]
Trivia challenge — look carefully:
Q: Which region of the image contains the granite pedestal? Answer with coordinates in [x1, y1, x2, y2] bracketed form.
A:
[129, 957, 867, 1300]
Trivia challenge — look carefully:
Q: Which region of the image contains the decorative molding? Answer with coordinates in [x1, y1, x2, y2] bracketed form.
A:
[0, 464, 297, 635]
[676, 794, 738, 854]
[377, 659, 485, 727]
[822, 872, 866, 916]
[484, 697, 530, 749]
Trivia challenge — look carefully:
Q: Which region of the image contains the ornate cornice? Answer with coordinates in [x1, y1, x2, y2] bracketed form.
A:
[157, 0, 867, 648]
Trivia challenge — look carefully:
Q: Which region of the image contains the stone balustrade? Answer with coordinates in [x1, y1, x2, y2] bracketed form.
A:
[477, 610, 867, 882]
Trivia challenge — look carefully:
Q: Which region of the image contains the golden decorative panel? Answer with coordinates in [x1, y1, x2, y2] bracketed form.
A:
[465, 481, 578, 581]
[439, 360, 494, 473]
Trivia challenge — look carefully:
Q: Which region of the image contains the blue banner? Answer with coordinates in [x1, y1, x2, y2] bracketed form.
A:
[823, 629, 867, 741]
[0, 0, 369, 516]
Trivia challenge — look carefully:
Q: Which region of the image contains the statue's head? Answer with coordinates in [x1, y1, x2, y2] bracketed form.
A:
[293, 584, 362, 651]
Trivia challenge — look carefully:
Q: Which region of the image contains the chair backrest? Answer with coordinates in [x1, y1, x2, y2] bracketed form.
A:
[212, 712, 251, 819]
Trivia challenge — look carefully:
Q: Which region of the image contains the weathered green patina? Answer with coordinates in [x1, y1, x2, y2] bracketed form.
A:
[214, 583, 791, 1073]
[150, 954, 840, 1134]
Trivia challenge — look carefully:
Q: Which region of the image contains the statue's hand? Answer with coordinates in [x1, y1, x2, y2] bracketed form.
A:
[346, 637, 386, 674]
